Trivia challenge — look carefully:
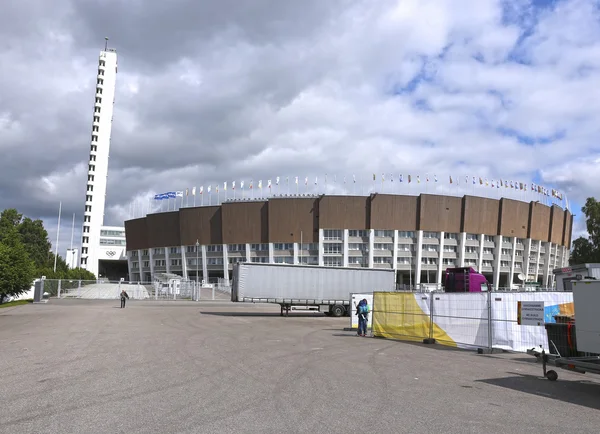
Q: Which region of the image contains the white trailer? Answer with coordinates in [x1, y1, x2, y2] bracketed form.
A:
[530, 279, 600, 381]
[552, 264, 600, 291]
[231, 263, 396, 317]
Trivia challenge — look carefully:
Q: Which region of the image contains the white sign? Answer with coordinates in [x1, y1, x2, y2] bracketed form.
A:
[517, 301, 545, 326]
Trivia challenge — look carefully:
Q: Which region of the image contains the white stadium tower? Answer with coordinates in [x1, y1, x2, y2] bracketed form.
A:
[80, 40, 128, 280]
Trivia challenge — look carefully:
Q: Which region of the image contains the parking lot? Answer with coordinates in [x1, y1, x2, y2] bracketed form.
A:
[1, 299, 599, 434]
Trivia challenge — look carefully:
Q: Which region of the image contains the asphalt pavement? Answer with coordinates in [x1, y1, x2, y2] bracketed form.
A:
[1, 299, 599, 434]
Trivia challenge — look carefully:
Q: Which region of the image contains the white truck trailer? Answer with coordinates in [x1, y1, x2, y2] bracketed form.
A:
[231, 262, 396, 317]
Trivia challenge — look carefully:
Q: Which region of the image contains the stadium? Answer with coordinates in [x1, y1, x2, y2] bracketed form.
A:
[124, 191, 573, 290]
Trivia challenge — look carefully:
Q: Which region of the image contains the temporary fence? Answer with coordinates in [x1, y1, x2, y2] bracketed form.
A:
[42, 278, 232, 301]
[371, 291, 574, 353]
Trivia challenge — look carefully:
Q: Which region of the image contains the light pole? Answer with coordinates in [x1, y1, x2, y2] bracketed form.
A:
[195, 240, 200, 300]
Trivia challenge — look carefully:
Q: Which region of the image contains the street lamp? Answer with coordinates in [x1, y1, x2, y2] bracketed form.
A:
[195, 240, 200, 300]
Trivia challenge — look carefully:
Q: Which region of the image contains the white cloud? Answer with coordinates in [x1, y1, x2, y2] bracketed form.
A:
[1, 0, 600, 254]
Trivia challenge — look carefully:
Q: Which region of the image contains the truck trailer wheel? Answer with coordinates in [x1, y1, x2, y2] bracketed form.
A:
[331, 305, 345, 317]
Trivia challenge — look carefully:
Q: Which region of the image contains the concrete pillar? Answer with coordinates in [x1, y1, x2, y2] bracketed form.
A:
[437, 231, 445, 284]
[201, 245, 208, 283]
[458, 232, 466, 267]
[392, 230, 399, 272]
[181, 245, 188, 279]
[534, 240, 542, 281]
[415, 230, 423, 286]
[268, 243, 274, 264]
[508, 237, 517, 290]
[222, 244, 229, 282]
[149, 249, 155, 281]
[524, 238, 532, 282]
[368, 229, 374, 268]
[126, 252, 133, 282]
[293, 243, 299, 265]
[165, 247, 171, 274]
[493, 235, 502, 290]
[478, 234, 485, 273]
[543, 242, 552, 288]
[318, 229, 324, 266]
[343, 229, 349, 267]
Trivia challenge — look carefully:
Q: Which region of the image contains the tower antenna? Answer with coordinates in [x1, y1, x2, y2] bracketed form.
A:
[104, 37, 108, 51]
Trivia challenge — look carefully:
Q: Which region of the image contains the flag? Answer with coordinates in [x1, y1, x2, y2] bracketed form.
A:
[232, 181, 236, 190]
[315, 176, 318, 185]
[382, 173, 385, 181]
[449, 175, 453, 184]
[185, 188, 189, 196]
[268, 179, 272, 189]
[295, 176, 298, 185]
[417, 175, 420, 183]
[200, 186, 204, 194]
[276, 177, 280, 185]
[479, 177, 483, 185]
[434, 175, 438, 182]
[373, 173, 376, 181]
[400, 174, 404, 182]
[505, 180, 508, 188]
[207, 186, 211, 193]
[465, 175, 469, 184]
[192, 187, 196, 196]
[491, 180, 494, 188]
[390, 173, 393, 182]
[258, 180, 262, 189]
[408, 175, 412, 183]
[240, 181, 244, 189]
[249, 180, 253, 189]
[216, 184, 219, 193]
[344, 176, 347, 184]
[353, 175, 356, 183]
[304, 177, 308, 185]
[426, 174, 429, 182]
[472, 176, 476, 184]
[485, 178, 488, 186]
[224, 182, 227, 191]
[176, 191, 183, 197]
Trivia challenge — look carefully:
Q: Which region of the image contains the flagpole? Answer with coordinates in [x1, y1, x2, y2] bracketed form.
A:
[70, 213, 75, 251]
[53, 201, 62, 272]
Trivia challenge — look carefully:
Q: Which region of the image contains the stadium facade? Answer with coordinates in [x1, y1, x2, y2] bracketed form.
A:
[124, 193, 573, 289]
[79, 43, 128, 279]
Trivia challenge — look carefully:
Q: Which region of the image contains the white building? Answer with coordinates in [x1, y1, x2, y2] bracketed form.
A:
[80, 43, 127, 279]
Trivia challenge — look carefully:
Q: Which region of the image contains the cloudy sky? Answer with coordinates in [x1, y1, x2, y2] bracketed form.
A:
[1, 0, 599, 257]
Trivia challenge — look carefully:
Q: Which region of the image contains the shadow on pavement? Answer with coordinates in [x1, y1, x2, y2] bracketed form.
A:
[200, 311, 325, 317]
[476, 372, 600, 410]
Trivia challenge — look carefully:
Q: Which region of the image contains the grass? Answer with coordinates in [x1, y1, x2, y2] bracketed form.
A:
[0, 299, 33, 308]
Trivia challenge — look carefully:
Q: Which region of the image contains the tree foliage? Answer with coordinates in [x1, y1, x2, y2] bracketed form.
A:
[0, 226, 36, 303]
[570, 198, 600, 265]
[0, 208, 97, 298]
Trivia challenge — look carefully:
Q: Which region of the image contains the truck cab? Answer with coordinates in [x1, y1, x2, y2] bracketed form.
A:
[444, 267, 491, 292]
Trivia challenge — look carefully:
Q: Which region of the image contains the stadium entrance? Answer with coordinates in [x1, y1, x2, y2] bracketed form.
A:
[98, 259, 128, 281]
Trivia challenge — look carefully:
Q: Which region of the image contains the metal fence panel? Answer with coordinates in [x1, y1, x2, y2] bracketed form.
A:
[43, 278, 232, 301]
[372, 291, 433, 342]
[431, 292, 490, 349]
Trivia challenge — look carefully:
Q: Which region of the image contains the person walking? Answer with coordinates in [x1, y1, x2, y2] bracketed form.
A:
[356, 298, 369, 336]
[120, 289, 130, 308]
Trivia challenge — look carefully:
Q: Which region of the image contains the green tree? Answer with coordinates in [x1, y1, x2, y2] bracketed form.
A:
[0, 209, 23, 242]
[570, 198, 600, 265]
[18, 217, 52, 269]
[0, 227, 36, 304]
[0, 208, 97, 281]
